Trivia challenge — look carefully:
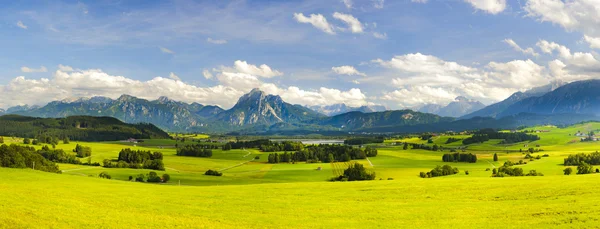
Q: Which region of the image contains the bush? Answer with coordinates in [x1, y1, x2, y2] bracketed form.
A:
[135, 174, 145, 182]
[147, 171, 162, 183]
[0, 137, 3, 144]
[577, 162, 594, 174]
[563, 167, 573, 175]
[332, 163, 375, 181]
[162, 174, 171, 183]
[465, 170, 469, 175]
[205, 169, 223, 176]
[128, 176, 133, 181]
[31, 139, 39, 145]
[73, 144, 92, 158]
[254, 156, 260, 160]
[23, 138, 30, 144]
[98, 172, 112, 179]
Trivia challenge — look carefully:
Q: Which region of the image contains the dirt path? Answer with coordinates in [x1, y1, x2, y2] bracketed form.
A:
[242, 149, 252, 158]
[219, 159, 256, 172]
[366, 157, 374, 167]
[486, 160, 496, 168]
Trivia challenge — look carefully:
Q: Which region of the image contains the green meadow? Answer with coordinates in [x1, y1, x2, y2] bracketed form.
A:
[3, 122, 600, 227]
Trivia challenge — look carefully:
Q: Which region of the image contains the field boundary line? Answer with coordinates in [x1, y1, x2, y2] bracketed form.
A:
[219, 158, 255, 172]
[366, 157, 374, 167]
[61, 167, 98, 172]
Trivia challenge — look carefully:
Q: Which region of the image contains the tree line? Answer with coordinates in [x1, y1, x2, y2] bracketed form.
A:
[442, 152, 477, 163]
[266, 145, 377, 164]
[103, 148, 164, 170]
[344, 137, 384, 145]
[331, 163, 375, 181]
[176, 144, 213, 157]
[564, 152, 600, 166]
[462, 129, 540, 145]
[0, 115, 169, 142]
[419, 165, 459, 178]
[0, 144, 61, 173]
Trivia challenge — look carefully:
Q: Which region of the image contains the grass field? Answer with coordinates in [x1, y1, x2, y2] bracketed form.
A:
[4, 122, 600, 227]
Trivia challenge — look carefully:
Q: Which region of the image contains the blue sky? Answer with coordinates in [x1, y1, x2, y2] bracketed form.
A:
[1, 0, 599, 109]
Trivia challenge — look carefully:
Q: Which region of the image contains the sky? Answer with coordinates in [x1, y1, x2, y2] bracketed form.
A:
[0, 0, 599, 110]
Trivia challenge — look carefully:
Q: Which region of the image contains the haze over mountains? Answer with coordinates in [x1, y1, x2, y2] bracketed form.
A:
[3, 79, 600, 134]
[418, 96, 485, 117]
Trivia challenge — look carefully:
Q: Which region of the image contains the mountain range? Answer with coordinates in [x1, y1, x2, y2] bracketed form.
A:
[3, 79, 600, 134]
[418, 96, 485, 117]
[308, 103, 387, 116]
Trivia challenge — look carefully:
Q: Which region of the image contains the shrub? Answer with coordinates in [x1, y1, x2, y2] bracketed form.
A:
[135, 174, 145, 182]
[332, 163, 375, 181]
[563, 167, 573, 175]
[128, 176, 133, 181]
[31, 139, 39, 145]
[73, 144, 92, 158]
[577, 162, 594, 174]
[493, 153, 498, 162]
[205, 169, 223, 176]
[254, 156, 260, 160]
[0, 136, 3, 144]
[23, 138, 30, 144]
[98, 172, 112, 179]
[465, 170, 469, 175]
[420, 165, 459, 178]
[162, 174, 171, 183]
[147, 172, 162, 183]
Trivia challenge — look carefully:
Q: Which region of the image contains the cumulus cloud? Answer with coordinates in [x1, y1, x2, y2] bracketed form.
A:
[536, 40, 600, 69]
[58, 64, 74, 72]
[227, 60, 283, 78]
[525, 0, 600, 38]
[207, 38, 227, 44]
[202, 69, 213, 79]
[16, 21, 27, 29]
[584, 35, 600, 49]
[21, 66, 48, 73]
[332, 65, 366, 76]
[381, 86, 459, 107]
[503, 39, 539, 57]
[464, 0, 506, 14]
[169, 72, 181, 81]
[294, 13, 335, 35]
[373, 53, 475, 75]
[332, 12, 364, 34]
[159, 47, 175, 54]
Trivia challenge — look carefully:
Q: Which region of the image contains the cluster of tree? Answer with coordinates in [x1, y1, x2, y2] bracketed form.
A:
[99, 172, 112, 179]
[131, 172, 170, 183]
[223, 139, 271, 150]
[577, 162, 594, 174]
[503, 160, 527, 166]
[442, 152, 477, 163]
[405, 143, 445, 151]
[564, 152, 600, 166]
[0, 115, 170, 141]
[445, 137, 462, 144]
[176, 145, 213, 157]
[524, 153, 542, 161]
[344, 137, 384, 145]
[0, 144, 61, 173]
[419, 165, 459, 178]
[462, 129, 540, 145]
[266, 145, 378, 163]
[204, 169, 223, 176]
[420, 134, 433, 140]
[181, 144, 219, 149]
[73, 144, 92, 158]
[103, 148, 164, 170]
[259, 141, 304, 152]
[331, 163, 375, 181]
[39, 146, 80, 164]
[493, 166, 543, 177]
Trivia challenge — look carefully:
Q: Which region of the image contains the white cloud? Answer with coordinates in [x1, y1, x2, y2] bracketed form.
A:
[159, 47, 174, 54]
[536, 40, 600, 68]
[294, 13, 335, 35]
[169, 72, 181, 81]
[342, 0, 353, 9]
[332, 65, 366, 76]
[503, 39, 539, 57]
[584, 35, 600, 49]
[58, 64, 74, 72]
[464, 0, 506, 14]
[373, 32, 387, 39]
[352, 80, 360, 84]
[332, 12, 364, 34]
[412, 0, 428, 3]
[216, 72, 262, 90]
[16, 21, 27, 29]
[21, 66, 48, 73]
[525, 0, 600, 38]
[382, 86, 459, 107]
[274, 87, 368, 107]
[207, 38, 227, 44]
[373, 53, 475, 75]
[373, 0, 385, 9]
[231, 60, 283, 78]
[202, 69, 213, 79]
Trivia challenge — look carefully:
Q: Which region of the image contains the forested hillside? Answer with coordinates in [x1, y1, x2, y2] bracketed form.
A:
[0, 115, 169, 141]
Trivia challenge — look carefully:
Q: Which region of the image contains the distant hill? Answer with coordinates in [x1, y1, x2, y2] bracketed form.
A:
[8, 95, 224, 132]
[0, 115, 170, 141]
[498, 80, 600, 117]
[419, 96, 485, 117]
[308, 103, 387, 116]
[309, 110, 455, 130]
[461, 80, 566, 119]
